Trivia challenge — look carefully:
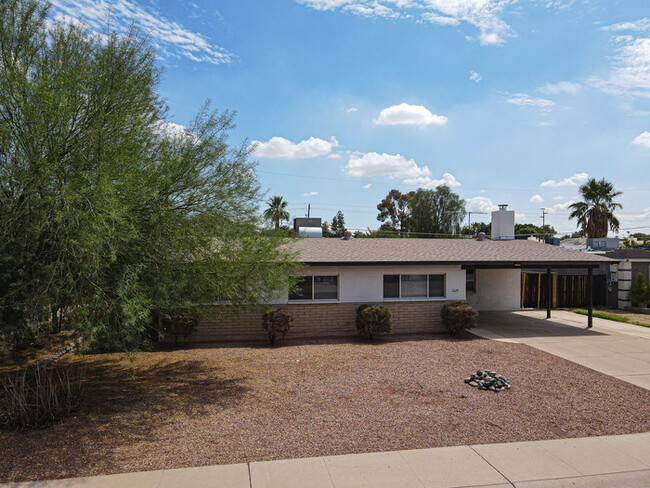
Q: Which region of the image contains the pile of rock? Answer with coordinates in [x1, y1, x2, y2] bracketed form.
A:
[464, 370, 511, 392]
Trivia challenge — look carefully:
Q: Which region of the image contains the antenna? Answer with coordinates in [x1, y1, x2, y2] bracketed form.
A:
[466, 211, 487, 233]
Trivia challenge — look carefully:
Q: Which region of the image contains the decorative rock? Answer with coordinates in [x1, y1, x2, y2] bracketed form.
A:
[464, 369, 511, 392]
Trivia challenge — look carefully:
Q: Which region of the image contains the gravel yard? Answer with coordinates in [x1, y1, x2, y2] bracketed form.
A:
[2, 334, 650, 482]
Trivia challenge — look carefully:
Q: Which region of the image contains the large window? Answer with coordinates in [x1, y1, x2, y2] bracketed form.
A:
[289, 275, 338, 300]
[466, 268, 476, 293]
[383, 274, 446, 299]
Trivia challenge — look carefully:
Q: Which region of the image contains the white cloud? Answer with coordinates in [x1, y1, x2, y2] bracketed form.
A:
[601, 18, 650, 32]
[403, 173, 461, 188]
[547, 200, 576, 213]
[466, 196, 498, 213]
[373, 103, 447, 127]
[152, 120, 199, 143]
[344, 152, 430, 178]
[469, 71, 482, 83]
[506, 93, 555, 110]
[553, 195, 565, 201]
[327, 153, 343, 159]
[250, 136, 339, 159]
[363, 183, 372, 189]
[302, 191, 319, 196]
[346, 107, 358, 113]
[540, 172, 588, 188]
[515, 212, 526, 221]
[632, 131, 650, 148]
[297, 0, 520, 46]
[50, 0, 232, 65]
[529, 194, 544, 203]
[538, 81, 581, 95]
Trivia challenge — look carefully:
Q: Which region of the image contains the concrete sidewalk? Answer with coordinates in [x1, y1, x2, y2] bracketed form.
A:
[473, 310, 650, 390]
[3, 433, 649, 487]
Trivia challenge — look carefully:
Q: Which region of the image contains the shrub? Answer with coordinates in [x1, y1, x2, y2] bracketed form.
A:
[1, 366, 84, 430]
[161, 310, 199, 346]
[356, 304, 392, 340]
[261, 308, 292, 345]
[628, 273, 650, 306]
[441, 302, 479, 336]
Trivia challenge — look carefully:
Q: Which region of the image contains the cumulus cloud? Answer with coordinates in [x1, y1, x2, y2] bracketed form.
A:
[466, 196, 498, 213]
[506, 93, 556, 110]
[363, 183, 372, 189]
[539, 81, 581, 95]
[601, 18, 650, 32]
[547, 200, 576, 213]
[403, 173, 461, 188]
[632, 131, 650, 148]
[250, 136, 339, 159]
[302, 191, 319, 196]
[373, 103, 447, 127]
[515, 212, 526, 221]
[540, 172, 588, 188]
[327, 153, 343, 159]
[529, 194, 544, 203]
[346, 107, 358, 113]
[344, 152, 430, 178]
[50, 0, 232, 65]
[296, 0, 520, 46]
[469, 71, 482, 83]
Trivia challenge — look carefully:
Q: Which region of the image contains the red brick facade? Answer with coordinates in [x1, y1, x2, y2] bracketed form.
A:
[190, 300, 450, 342]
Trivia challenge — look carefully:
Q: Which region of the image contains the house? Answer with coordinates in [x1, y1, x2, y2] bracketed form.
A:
[605, 248, 650, 309]
[189, 207, 616, 342]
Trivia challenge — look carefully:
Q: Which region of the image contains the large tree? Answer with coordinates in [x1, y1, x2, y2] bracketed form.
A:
[0, 0, 298, 352]
[408, 186, 466, 236]
[568, 178, 622, 238]
[331, 210, 347, 237]
[376, 189, 415, 234]
[263, 196, 290, 230]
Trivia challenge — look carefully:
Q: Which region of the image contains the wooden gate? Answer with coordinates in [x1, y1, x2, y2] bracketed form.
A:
[521, 272, 606, 309]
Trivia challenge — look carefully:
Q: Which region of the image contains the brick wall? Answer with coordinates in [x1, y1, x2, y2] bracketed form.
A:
[189, 301, 450, 342]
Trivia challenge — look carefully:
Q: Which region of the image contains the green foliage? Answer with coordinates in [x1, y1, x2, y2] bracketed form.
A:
[355, 304, 392, 339]
[514, 223, 556, 240]
[628, 274, 650, 305]
[441, 303, 478, 336]
[569, 178, 622, 238]
[263, 196, 290, 230]
[162, 309, 200, 346]
[408, 186, 465, 236]
[572, 308, 650, 327]
[461, 222, 491, 237]
[331, 211, 346, 238]
[376, 189, 415, 234]
[0, 0, 299, 352]
[261, 308, 292, 345]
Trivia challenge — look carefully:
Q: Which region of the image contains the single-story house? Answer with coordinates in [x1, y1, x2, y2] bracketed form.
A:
[192, 208, 615, 342]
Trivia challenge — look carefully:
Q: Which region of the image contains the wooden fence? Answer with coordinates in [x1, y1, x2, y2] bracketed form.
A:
[521, 272, 606, 309]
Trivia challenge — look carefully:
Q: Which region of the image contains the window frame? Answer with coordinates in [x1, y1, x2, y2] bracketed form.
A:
[383, 273, 447, 300]
[288, 275, 339, 301]
[466, 268, 477, 293]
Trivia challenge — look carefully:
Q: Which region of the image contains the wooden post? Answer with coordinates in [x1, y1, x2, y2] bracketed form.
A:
[546, 268, 552, 319]
[587, 268, 594, 329]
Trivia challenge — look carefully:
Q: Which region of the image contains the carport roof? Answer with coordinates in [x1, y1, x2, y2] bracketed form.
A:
[290, 238, 616, 267]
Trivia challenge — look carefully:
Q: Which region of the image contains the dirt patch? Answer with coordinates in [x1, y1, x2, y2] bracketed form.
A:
[1, 333, 650, 482]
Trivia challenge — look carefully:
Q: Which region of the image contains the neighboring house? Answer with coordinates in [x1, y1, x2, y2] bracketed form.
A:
[191, 207, 614, 342]
[604, 248, 650, 309]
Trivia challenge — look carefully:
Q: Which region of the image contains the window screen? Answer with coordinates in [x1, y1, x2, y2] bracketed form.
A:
[466, 268, 476, 292]
[314, 276, 338, 299]
[428, 275, 445, 297]
[289, 276, 312, 300]
[401, 275, 427, 297]
[383, 275, 399, 298]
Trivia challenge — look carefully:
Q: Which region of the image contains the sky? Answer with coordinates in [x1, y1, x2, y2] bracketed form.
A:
[49, 0, 650, 235]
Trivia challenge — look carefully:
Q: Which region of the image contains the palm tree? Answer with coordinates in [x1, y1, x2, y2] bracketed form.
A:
[263, 196, 290, 230]
[568, 178, 622, 238]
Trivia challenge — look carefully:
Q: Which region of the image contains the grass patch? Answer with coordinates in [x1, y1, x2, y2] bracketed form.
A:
[573, 309, 650, 327]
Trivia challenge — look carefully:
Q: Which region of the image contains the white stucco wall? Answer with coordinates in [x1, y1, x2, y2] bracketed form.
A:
[465, 268, 522, 311]
[273, 264, 466, 304]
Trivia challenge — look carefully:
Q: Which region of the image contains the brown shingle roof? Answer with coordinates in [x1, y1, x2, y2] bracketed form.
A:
[290, 238, 615, 267]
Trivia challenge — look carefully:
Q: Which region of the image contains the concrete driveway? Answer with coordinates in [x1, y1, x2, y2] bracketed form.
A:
[473, 310, 650, 390]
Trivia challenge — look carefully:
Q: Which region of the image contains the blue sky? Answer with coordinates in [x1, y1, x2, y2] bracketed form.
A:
[51, 0, 650, 235]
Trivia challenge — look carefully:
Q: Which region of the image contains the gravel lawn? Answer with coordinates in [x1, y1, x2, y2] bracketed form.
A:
[2, 333, 650, 482]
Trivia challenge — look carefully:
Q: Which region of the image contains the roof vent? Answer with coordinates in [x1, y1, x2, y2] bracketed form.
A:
[477, 232, 487, 241]
[342, 230, 353, 240]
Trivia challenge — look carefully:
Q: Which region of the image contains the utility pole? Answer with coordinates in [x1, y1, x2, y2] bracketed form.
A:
[307, 203, 310, 218]
[541, 208, 548, 243]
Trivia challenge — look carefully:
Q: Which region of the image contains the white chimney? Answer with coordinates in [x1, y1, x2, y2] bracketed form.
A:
[491, 204, 515, 240]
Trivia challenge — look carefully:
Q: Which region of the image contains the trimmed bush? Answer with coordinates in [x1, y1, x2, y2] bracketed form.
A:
[1, 366, 84, 430]
[628, 273, 650, 306]
[262, 308, 292, 345]
[356, 304, 392, 340]
[161, 310, 199, 346]
[441, 302, 479, 336]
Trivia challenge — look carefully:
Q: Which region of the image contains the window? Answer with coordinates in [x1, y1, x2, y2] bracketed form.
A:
[383, 274, 446, 299]
[466, 268, 476, 293]
[289, 275, 338, 300]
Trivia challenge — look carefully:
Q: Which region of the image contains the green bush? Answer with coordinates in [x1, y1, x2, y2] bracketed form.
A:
[441, 302, 479, 336]
[1, 366, 84, 430]
[628, 273, 650, 306]
[356, 304, 392, 340]
[162, 310, 199, 346]
[262, 308, 292, 345]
